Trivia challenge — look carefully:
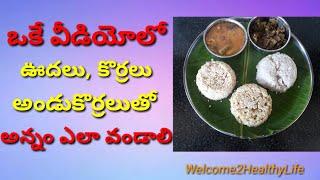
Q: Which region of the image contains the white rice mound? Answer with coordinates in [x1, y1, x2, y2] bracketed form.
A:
[256, 52, 297, 93]
[229, 83, 272, 127]
[196, 60, 236, 100]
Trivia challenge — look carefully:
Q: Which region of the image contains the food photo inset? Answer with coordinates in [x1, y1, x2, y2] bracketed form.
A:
[174, 17, 319, 150]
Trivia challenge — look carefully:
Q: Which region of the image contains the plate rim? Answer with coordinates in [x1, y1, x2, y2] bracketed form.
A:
[183, 21, 314, 139]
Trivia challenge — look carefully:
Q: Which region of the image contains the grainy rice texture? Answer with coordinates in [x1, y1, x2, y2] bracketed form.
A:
[196, 60, 236, 100]
[229, 83, 272, 127]
[256, 52, 297, 93]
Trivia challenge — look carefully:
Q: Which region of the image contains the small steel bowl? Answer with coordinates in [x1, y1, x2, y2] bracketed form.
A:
[247, 16, 291, 52]
[203, 18, 248, 58]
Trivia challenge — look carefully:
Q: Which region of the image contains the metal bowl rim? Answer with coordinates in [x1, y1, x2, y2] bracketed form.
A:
[247, 16, 292, 52]
[203, 18, 248, 58]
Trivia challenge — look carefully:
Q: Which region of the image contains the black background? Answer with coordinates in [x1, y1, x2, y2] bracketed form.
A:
[173, 17, 320, 151]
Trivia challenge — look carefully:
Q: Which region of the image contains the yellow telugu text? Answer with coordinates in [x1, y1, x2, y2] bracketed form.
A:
[20, 60, 152, 83]
[12, 90, 158, 118]
[98, 60, 152, 83]
[20, 60, 91, 80]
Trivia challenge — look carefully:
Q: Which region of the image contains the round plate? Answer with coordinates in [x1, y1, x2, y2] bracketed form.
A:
[183, 18, 313, 139]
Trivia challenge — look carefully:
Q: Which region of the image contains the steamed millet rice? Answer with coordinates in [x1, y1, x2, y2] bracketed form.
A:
[229, 83, 272, 127]
[256, 52, 297, 93]
[196, 60, 236, 100]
